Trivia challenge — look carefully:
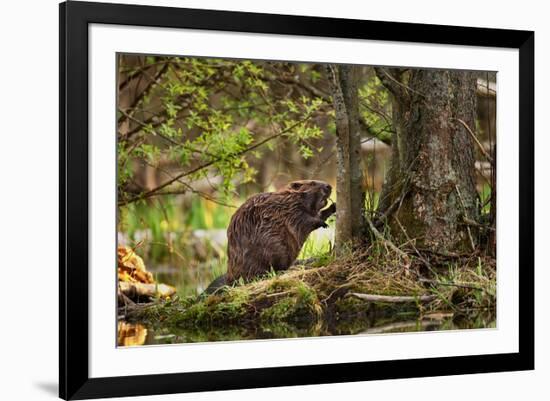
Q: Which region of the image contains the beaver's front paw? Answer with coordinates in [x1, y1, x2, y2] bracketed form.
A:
[320, 202, 336, 221]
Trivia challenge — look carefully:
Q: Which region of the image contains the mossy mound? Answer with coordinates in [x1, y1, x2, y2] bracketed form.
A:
[124, 246, 496, 328]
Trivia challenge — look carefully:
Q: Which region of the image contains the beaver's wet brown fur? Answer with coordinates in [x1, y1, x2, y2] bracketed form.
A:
[225, 180, 335, 283]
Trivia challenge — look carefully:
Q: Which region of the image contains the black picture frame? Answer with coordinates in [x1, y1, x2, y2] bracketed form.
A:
[59, 1, 534, 399]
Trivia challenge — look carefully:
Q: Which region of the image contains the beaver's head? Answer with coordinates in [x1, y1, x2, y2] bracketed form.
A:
[286, 180, 332, 214]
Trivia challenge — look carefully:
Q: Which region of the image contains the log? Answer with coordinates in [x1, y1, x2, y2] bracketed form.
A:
[118, 281, 176, 302]
[347, 292, 437, 303]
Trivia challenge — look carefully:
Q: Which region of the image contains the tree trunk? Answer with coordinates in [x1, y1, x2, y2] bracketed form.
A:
[326, 65, 365, 251]
[375, 68, 479, 253]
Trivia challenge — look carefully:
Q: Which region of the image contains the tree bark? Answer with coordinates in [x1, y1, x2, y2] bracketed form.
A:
[326, 65, 365, 251]
[375, 68, 479, 253]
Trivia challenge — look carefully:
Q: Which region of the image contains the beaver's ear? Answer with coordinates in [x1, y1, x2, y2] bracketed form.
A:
[289, 182, 303, 190]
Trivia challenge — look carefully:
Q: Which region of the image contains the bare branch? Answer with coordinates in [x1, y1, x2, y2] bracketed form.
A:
[454, 184, 476, 252]
[347, 292, 437, 303]
[364, 212, 411, 271]
[119, 62, 171, 126]
[374, 67, 408, 100]
[418, 278, 484, 291]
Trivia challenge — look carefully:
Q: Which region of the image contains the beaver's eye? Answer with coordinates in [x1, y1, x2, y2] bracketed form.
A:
[290, 182, 302, 190]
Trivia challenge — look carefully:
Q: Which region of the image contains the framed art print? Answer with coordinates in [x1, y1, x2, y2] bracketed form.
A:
[59, 1, 534, 399]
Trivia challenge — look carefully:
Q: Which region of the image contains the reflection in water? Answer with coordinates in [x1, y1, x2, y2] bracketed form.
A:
[117, 310, 495, 347]
[117, 322, 148, 347]
[117, 238, 495, 347]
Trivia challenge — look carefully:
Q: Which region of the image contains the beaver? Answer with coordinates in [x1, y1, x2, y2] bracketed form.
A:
[204, 180, 335, 294]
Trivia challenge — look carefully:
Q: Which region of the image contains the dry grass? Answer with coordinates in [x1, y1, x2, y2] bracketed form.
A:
[125, 243, 496, 328]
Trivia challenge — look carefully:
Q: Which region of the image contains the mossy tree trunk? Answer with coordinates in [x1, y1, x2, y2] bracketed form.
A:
[326, 64, 365, 252]
[375, 68, 480, 253]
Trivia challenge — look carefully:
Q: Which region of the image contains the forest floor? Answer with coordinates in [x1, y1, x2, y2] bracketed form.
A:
[122, 244, 496, 334]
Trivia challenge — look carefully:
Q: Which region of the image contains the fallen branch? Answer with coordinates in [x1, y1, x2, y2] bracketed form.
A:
[118, 282, 176, 302]
[347, 292, 437, 303]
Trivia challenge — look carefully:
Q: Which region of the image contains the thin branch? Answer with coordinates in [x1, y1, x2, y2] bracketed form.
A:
[358, 118, 393, 145]
[276, 75, 331, 102]
[151, 163, 237, 208]
[418, 278, 484, 291]
[119, 62, 171, 126]
[118, 60, 174, 92]
[461, 216, 495, 232]
[454, 184, 476, 252]
[117, 108, 216, 158]
[347, 292, 437, 303]
[374, 155, 420, 225]
[121, 66, 230, 139]
[373, 67, 420, 100]
[416, 248, 469, 258]
[374, 179, 409, 227]
[364, 213, 411, 270]
[393, 215, 437, 275]
[360, 100, 393, 127]
[453, 118, 494, 164]
[142, 187, 236, 208]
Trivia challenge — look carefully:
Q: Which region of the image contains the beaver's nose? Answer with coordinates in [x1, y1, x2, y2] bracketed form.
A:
[325, 184, 332, 192]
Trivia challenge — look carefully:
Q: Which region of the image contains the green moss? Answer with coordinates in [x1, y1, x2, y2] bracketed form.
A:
[176, 288, 250, 325]
[260, 279, 321, 323]
[125, 246, 496, 334]
[260, 298, 297, 321]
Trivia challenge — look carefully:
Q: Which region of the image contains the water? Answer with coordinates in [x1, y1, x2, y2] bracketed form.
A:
[118, 310, 495, 347]
[118, 228, 495, 347]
